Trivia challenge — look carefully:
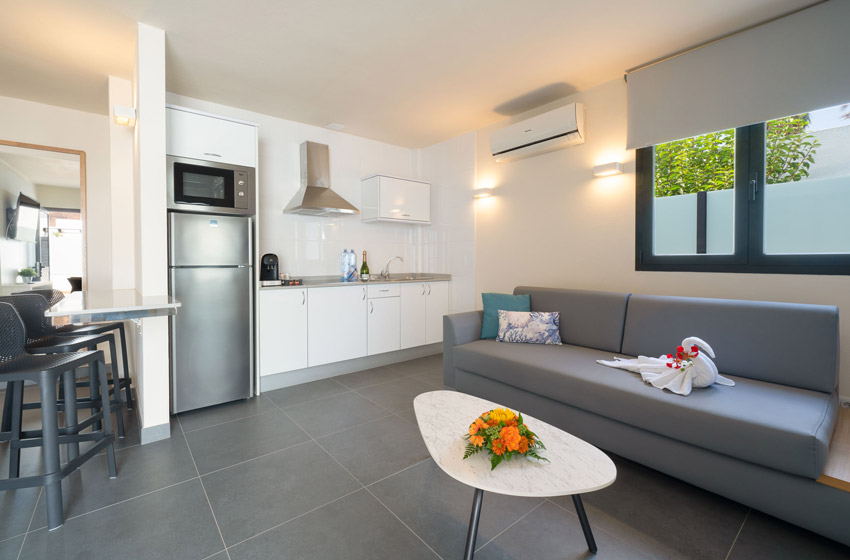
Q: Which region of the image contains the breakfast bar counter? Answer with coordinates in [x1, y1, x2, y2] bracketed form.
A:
[45, 289, 181, 323]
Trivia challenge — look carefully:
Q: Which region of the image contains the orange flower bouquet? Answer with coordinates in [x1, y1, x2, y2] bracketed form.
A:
[463, 408, 548, 470]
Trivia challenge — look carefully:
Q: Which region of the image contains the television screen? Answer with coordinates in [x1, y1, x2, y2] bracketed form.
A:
[7, 192, 40, 243]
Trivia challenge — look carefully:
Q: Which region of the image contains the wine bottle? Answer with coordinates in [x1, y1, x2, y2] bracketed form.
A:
[360, 251, 369, 281]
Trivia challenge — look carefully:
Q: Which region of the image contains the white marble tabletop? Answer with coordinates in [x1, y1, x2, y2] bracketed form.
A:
[414, 391, 616, 498]
[45, 289, 181, 321]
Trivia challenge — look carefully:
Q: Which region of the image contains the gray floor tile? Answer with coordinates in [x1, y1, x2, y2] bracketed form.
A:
[263, 378, 349, 408]
[203, 441, 360, 546]
[228, 489, 438, 560]
[333, 366, 407, 390]
[396, 407, 418, 425]
[411, 369, 445, 388]
[318, 416, 430, 485]
[283, 391, 391, 438]
[29, 432, 198, 530]
[550, 455, 748, 560]
[370, 459, 544, 560]
[0, 484, 40, 541]
[184, 410, 310, 474]
[385, 355, 442, 376]
[357, 377, 436, 412]
[0, 535, 24, 560]
[727, 511, 850, 560]
[20, 479, 224, 560]
[178, 395, 276, 433]
[477, 500, 653, 560]
[203, 553, 228, 560]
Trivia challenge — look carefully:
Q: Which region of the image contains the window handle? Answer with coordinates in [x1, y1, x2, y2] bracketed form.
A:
[749, 172, 759, 201]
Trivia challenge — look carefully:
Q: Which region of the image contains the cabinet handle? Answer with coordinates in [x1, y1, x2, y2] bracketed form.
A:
[379, 289, 389, 292]
[370, 301, 374, 314]
[401, 214, 410, 217]
[427, 284, 431, 296]
[421, 284, 425, 296]
[302, 291, 305, 305]
[362, 288, 366, 300]
[203, 152, 222, 158]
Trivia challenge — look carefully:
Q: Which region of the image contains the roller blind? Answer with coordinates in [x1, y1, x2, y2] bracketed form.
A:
[626, 0, 850, 150]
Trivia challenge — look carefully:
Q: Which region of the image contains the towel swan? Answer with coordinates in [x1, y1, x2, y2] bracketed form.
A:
[597, 336, 735, 396]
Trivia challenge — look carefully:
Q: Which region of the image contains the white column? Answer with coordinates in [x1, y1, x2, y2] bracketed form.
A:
[133, 23, 170, 444]
[108, 76, 136, 290]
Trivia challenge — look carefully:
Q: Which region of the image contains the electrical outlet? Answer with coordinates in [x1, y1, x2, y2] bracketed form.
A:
[840, 397, 850, 408]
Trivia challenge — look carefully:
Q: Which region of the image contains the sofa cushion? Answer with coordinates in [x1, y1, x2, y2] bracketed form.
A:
[513, 286, 630, 354]
[481, 293, 530, 339]
[497, 311, 562, 345]
[454, 339, 836, 479]
[621, 295, 839, 393]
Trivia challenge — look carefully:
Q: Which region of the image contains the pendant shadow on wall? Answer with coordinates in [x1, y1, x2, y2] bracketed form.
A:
[493, 83, 577, 117]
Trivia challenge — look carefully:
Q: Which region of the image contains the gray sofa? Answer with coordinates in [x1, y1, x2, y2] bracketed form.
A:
[443, 286, 849, 545]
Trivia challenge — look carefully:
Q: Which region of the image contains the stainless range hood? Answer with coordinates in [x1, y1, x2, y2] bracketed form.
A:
[283, 141, 359, 216]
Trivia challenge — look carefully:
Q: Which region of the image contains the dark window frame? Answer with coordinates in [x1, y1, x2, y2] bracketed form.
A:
[635, 122, 850, 275]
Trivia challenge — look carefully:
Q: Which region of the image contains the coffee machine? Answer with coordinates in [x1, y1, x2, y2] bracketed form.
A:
[260, 253, 279, 282]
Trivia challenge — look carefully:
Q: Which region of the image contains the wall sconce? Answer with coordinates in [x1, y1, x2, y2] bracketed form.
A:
[592, 162, 623, 177]
[113, 106, 137, 127]
[473, 187, 495, 199]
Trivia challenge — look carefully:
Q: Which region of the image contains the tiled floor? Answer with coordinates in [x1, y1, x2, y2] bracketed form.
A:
[1, 354, 849, 559]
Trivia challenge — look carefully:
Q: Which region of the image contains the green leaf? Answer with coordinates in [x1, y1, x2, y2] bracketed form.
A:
[491, 454, 504, 470]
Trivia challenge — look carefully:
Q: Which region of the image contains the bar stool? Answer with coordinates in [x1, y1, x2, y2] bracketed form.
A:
[0, 294, 125, 438]
[0, 302, 118, 530]
[19, 289, 134, 410]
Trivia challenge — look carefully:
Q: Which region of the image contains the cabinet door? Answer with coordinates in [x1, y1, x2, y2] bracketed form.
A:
[259, 289, 308, 375]
[400, 283, 427, 349]
[308, 286, 367, 367]
[425, 282, 449, 345]
[166, 108, 257, 167]
[368, 297, 400, 355]
[379, 177, 430, 222]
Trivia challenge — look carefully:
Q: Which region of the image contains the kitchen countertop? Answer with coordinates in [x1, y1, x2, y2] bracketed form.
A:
[45, 289, 181, 323]
[259, 273, 451, 290]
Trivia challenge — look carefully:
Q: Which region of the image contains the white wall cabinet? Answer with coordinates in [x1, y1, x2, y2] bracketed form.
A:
[400, 281, 449, 348]
[425, 281, 449, 344]
[259, 289, 307, 376]
[361, 175, 431, 224]
[368, 297, 400, 355]
[166, 106, 257, 167]
[308, 285, 367, 367]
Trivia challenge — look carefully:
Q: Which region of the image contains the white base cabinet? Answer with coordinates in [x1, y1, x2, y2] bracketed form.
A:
[259, 289, 307, 376]
[368, 297, 400, 355]
[425, 281, 449, 344]
[308, 285, 367, 367]
[400, 281, 449, 349]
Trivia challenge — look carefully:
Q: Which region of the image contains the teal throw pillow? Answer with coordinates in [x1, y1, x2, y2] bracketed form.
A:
[481, 293, 530, 339]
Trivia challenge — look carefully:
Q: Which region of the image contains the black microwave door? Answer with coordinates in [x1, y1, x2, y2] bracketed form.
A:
[173, 162, 235, 208]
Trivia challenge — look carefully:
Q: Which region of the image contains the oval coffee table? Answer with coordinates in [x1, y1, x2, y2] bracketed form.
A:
[414, 390, 616, 559]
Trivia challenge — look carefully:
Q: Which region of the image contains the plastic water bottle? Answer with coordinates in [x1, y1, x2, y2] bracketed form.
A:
[347, 249, 357, 282]
[340, 249, 349, 281]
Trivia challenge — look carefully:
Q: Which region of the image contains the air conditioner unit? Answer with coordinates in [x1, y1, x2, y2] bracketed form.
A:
[490, 103, 585, 163]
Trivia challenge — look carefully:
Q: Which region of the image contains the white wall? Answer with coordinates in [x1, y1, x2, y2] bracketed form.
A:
[0, 95, 112, 290]
[35, 184, 80, 210]
[109, 76, 136, 290]
[473, 78, 850, 396]
[166, 93, 474, 300]
[420, 133, 477, 312]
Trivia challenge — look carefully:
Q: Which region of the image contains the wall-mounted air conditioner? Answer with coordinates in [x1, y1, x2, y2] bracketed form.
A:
[490, 103, 585, 163]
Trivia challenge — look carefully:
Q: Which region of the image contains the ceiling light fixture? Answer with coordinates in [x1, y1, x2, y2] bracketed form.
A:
[473, 187, 495, 199]
[113, 106, 136, 127]
[592, 162, 624, 177]
[325, 123, 344, 131]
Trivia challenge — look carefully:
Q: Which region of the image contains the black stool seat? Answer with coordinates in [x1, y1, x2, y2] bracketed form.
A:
[27, 333, 113, 353]
[0, 352, 94, 377]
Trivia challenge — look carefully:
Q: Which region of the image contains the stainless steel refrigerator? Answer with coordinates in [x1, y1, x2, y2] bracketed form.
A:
[168, 212, 253, 413]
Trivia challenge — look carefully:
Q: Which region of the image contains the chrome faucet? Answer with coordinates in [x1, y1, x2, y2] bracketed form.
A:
[381, 256, 404, 279]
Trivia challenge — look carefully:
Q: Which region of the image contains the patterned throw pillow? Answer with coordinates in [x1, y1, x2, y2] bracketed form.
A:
[496, 310, 562, 345]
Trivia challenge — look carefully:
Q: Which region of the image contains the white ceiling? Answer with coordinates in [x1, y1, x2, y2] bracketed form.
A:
[0, 0, 820, 148]
[0, 146, 81, 189]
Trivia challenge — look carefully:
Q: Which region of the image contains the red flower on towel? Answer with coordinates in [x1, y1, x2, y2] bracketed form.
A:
[667, 345, 699, 370]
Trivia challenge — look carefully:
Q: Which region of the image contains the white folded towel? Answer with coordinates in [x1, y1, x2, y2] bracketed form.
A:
[597, 337, 735, 396]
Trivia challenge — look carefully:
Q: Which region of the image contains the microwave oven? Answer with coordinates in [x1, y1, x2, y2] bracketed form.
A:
[166, 155, 256, 216]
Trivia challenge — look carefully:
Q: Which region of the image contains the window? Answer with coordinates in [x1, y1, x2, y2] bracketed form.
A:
[636, 101, 850, 275]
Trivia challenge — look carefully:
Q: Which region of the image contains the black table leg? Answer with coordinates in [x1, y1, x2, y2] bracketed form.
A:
[464, 488, 485, 560]
[572, 494, 597, 553]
